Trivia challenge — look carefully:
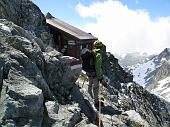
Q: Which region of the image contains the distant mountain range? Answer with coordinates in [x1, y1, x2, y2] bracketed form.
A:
[118, 48, 170, 102]
[115, 52, 154, 67]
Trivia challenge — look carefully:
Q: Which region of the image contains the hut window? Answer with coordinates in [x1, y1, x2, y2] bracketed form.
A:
[80, 45, 82, 50]
[68, 40, 75, 45]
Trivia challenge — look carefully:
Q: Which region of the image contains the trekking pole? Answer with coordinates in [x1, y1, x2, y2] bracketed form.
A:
[99, 81, 101, 127]
[98, 81, 104, 127]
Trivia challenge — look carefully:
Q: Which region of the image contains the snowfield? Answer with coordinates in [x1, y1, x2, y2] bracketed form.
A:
[130, 59, 156, 86]
[151, 76, 170, 102]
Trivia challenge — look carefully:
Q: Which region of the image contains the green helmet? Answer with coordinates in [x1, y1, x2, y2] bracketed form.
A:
[93, 40, 103, 47]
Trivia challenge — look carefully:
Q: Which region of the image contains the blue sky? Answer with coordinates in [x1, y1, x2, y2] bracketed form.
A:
[32, 0, 97, 26]
[32, 0, 170, 25]
[32, 0, 170, 55]
[122, 0, 170, 18]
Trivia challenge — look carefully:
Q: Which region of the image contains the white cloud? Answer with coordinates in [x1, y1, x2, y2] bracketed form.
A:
[76, 0, 170, 55]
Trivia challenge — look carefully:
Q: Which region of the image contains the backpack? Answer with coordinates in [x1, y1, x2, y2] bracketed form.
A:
[80, 50, 96, 72]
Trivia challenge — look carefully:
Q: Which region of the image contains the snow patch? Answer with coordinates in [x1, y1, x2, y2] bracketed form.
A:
[161, 58, 167, 62]
[146, 75, 154, 82]
[0, 23, 11, 32]
[158, 76, 170, 85]
[152, 76, 170, 102]
[132, 59, 156, 86]
[126, 82, 133, 88]
[125, 110, 149, 127]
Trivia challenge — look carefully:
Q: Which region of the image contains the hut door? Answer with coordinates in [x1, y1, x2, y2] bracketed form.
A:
[66, 40, 76, 57]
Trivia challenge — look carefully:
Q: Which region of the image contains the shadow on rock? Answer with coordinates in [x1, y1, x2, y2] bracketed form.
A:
[70, 85, 97, 124]
[42, 104, 57, 127]
[102, 106, 122, 116]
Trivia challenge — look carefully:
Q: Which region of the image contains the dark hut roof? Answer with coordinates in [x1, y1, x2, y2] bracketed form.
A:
[46, 17, 97, 40]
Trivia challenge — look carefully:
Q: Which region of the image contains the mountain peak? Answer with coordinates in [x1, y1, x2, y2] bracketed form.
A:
[162, 48, 170, 54]
[165, 48, 170, 53]
[158, 48, 170, 60]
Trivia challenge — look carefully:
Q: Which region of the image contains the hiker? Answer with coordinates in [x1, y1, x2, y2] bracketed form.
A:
[81, 40, 104, 110]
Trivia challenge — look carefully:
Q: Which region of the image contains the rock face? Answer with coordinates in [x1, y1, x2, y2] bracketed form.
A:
[0, 19, 81, 126]
[0, 0, 170, 127]
[0, 0, 53, 46]
[120, 83, 170, 127]
[102, 48, 133, 83]
[145, 49, 170, 101]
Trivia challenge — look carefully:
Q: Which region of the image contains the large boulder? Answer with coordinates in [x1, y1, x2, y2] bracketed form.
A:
[0, 79, 44, 126]
[43, 49, 82, 104]
[43, 101, 82, 127]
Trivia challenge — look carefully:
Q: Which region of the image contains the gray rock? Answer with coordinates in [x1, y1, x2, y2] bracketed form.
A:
[0, 19, 82, 126]
[43, 102, 82, 127]
[0, 20, 53, 99]
[71, 86, 97, 124]
[120, 82, 170, 127]
[45, 101, 59, 113]
[0, 19, 45, 52]
[0, 0, 53, 45]
[101, 46, 133, 84]
[125, 110, 149, 127]
[0, 77, 44, 126]
[44, 50, 82, 104]
[76, 122, 97, 127]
